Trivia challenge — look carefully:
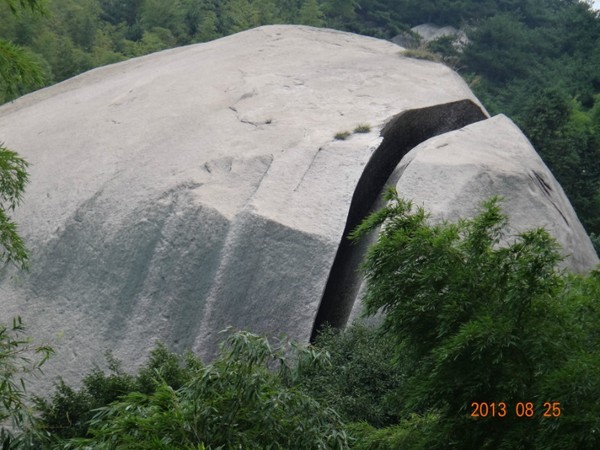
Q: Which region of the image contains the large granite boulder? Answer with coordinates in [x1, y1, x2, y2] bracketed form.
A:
[0, 25, 596, 388]
[345, 114, 599, 322]
[394, 114, 598, 273]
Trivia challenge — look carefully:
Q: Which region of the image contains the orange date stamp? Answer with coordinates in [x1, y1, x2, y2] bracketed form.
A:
[470, 402, 561, 418]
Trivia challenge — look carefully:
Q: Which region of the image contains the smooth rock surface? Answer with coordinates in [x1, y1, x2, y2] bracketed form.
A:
[347, 115, 599, 321]
[392, 114, 599, 272]
[347, 114, 599, 323]
[0, 25, 485, 387]
[411, 23, 460, 42]
[0, 25, 595, 389]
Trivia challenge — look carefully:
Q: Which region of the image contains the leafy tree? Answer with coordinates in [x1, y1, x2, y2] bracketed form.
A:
[194, 11, 219, 42]
[298, 0, 325, 27]
[299, 323, 405, 428]
[350, 189, 600, 448]
[253, 0, 279, 25]
[0, 40, 44, 102]
[220, 0, 259, 34]
[532, 271, 600, 449]
[461, 13, 535, 84]
[98, 0, 143, 26]
[0, 144, 29, 267]
[4, 0, 44, 14]
[347, 413, 441, 450]
[140, 0, 186, 42]
[519, 89, 600, 240]
[0, 318, 53, 449]
[322, 0, 358, 24]
[34, 349, 155, 442]
[36, 332, 348, 449]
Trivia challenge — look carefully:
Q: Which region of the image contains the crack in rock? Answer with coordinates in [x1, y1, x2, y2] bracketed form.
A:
[228, 105, 273, 128]
[311, 99, 487, 340]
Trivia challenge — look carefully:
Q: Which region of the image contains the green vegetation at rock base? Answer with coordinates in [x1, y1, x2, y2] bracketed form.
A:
[2, 191, 597, 449]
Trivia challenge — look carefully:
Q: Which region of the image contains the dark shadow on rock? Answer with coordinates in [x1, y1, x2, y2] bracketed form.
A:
[310, 99, 487, 341]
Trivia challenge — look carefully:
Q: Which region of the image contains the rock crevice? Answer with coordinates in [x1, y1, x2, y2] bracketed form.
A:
[311, 99, 487, 339]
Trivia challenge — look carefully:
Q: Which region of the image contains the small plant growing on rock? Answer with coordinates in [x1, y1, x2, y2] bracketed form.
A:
[334, 131, 351, 140]
[353, 123, 371, 133]
[400, 48, 439, 62]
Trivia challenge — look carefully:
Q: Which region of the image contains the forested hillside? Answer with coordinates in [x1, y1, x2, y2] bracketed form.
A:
[3, 0, 598, 251]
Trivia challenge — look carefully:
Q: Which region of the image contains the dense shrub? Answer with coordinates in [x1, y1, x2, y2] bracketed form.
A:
[35, 331, 349, 449]
[348, 189, 600, 449]
[299, 324, 405, 428]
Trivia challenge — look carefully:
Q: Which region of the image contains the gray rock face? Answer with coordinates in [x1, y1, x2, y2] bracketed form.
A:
[392, 23, 468, 49]
[394, 115, 598, 270]
[394, 115, 598, 272]
[411, 23, 460, 42]
[0, 25, 595, 388]
[346, 114, 599, 322]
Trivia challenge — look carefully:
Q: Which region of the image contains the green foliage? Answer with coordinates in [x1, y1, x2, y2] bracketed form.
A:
[140, 0, 186, 40]
[299, 324, 405, 428]
[462, 13, 534, 84]
[3, 0, 44, 14]
[297, 0, 324, 27]
[334, 130, 351, 140]
[33, 344, 193, 442]
[37, 332, 348, 449]
[322, 0, 358, 26]
[353, 123, 371, 133]
[350, 189, 600, 448]
[347, 413, 441, 450]
[518, 89, 600, 238]
[531, 271, 600, 449]
[33, 353, 137, 442]
[221, 0, 260, 34]
[98, 0, 143, 26]
[135, 342, 195, 394]
[0, 144, 29, 268]
[0, 317, 53, 449]
[0, 39, 46, 101]
[425, 34, 461, 69]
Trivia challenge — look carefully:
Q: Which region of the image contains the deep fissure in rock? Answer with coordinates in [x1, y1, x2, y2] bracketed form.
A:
[310, 99, 487, 341]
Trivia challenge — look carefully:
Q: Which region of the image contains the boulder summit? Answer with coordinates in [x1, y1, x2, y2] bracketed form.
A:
[0, 25, 596, 387]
